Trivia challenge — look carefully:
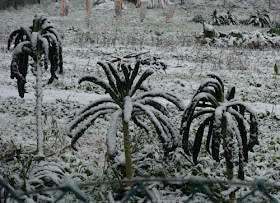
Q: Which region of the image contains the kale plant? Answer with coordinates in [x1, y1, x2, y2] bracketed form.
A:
[248, 11, 271, 28]
[224, 10, 238, 25]
[209, 10, 238, 26]
[180, 73, 258, 202]
[209, 9, 225, 26]
[192, 14, 205, 24]
[7, 13, 63, 156]
[67, 61, 185, 179]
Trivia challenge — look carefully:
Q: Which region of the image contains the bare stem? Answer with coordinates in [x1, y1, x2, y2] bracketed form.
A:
[122, 120, 132, 183]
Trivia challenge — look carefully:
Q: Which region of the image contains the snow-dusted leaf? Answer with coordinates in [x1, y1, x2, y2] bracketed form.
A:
[206, 118, 214, 154]
[133, 102, 172, 152]
[79, 75, 121, 106]
[107, 109, 122, 158]
[97, 61, 118, 94]
[66, 105, 118, 138]
[226, 100, 258, 151]
[133, 90, 186, 111]
[207, 73, 224, 88]
[139, 98, 170, 117]
[132, 116, 149, 134]
[211, 105, 225, 161]
[129, 68, 154, 96]
[77, 97, 115, 116]
[226, 86, 236, 101]
[194, 78, 223, 102]
[71, 109, 116, 151]
[107, 62, 125, 98]
[38, 35, 49, 70]
[123, 96, 132, 123]
[228, 108, 248, 162]
[129, 60, 141, 89]
[121, 63, 131, 89]
[31, 32, 39, 59]
[193, 116, 212, 164]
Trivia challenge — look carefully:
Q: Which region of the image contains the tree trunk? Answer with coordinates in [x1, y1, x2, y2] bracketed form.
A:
[222, 118, 235, 203]
[13, 0, 18, 9]
[38, 0, 40, 3]
[36, 61, 44, 158]
[122, 120, 132, 182]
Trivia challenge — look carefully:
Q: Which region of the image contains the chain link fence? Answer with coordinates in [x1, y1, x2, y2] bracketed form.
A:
[1, 178, 280, 202]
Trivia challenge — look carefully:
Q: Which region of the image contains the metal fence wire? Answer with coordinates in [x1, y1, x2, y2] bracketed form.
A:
[1, 177, 279, 202]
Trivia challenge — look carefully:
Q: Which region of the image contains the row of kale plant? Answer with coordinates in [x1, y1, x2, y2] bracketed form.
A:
[7, 13, 258, 202]
[193, 9, 276, 28]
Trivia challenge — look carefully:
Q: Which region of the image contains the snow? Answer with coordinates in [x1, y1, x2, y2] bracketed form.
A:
[1, 0, 280, 202]
[70, 108, 116, 150]
[133, 90, 185, 110]
[21, 26, 32, 40]
[35, 60, 44, 157]
[123, 96, 132, 123]
[31, 32, 39, 57]
[107, 109, 122, 157]
[201, 29, 280, 48]
[38, 35, 50, 69]
[134, 101, 172, 148]
[66, 105, 117, 138]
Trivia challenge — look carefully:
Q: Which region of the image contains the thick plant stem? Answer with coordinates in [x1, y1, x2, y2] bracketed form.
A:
[228, 168, 235, 203]
[222, 118, 235, 203]
[122, 120, 132, 182]
[13, 0, 17, 9]
[36, 61, 44, 157]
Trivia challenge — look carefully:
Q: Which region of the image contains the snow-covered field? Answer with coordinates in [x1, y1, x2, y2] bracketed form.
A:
[0, 0, 279, 202]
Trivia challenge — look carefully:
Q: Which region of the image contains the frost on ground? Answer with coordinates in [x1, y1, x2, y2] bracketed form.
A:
[0, 0, 279, 202]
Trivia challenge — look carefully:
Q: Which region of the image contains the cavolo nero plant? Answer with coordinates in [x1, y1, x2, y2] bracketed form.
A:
[8, 13, 63, 156]
[248, 11, 271, 28]
[209, 10, 238, 26]
[67, 61, 185, 180]
[209, 9, 225, 26]
[180, 73, 258, 203]
[224, 10, 238, 25]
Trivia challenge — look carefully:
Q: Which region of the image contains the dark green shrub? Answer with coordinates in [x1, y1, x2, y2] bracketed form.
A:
[208, 10, 238, 26]
[180, 73, 258, 202]
[8, 13, 63, 98]
[224, 10, 238, 25]
[203, 23, 216, 39]
[268, 28, 280, 36]
[248, 11, 271, 27]
[192, 14, 205, 24]
[7, 13, 63, 156]
[209, 9, 225, 26]
[67, 61, 184, 179]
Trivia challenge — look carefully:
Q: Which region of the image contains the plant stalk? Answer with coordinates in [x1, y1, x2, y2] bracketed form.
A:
[122, 119, 132, 182]
[222, 117, 235, 203]
[36, 61, 44, 157]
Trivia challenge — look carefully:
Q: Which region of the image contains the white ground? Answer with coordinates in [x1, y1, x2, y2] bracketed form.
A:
[0, 0, 279, 202]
